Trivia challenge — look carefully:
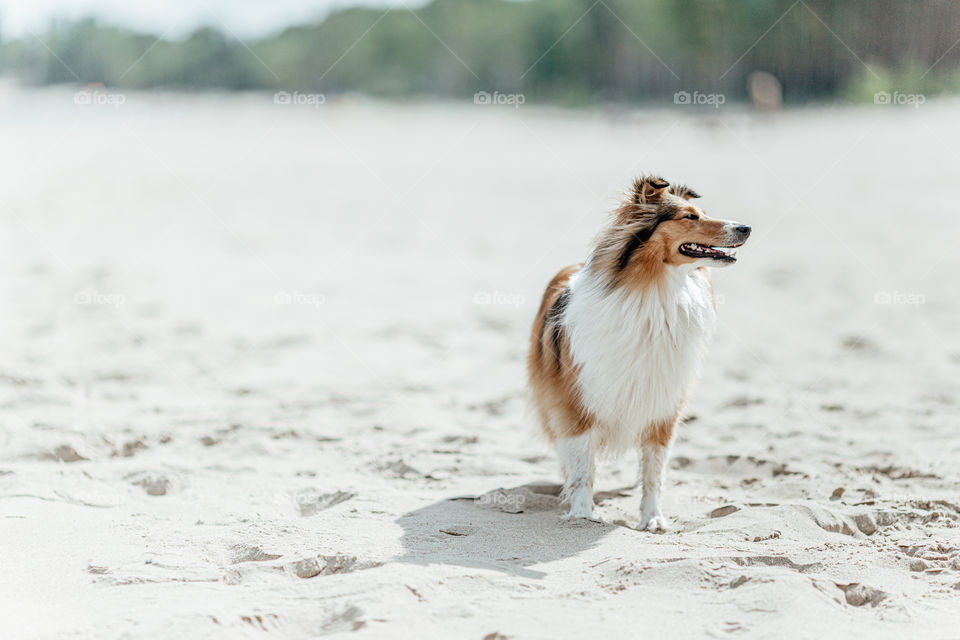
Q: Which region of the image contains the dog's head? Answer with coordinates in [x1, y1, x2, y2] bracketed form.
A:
[598, 176, 751, 283]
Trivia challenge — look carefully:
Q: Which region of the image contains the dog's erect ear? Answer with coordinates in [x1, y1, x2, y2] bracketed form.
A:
[632, 176, 671, 204]
[672, 184, 701, 201]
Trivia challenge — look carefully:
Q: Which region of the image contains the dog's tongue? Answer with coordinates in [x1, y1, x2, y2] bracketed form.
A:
[681, 243, 736, 260]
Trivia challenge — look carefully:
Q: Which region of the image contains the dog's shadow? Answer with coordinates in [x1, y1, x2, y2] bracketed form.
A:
[394, 483, 634, 578]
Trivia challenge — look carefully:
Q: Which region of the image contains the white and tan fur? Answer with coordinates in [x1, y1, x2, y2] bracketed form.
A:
[527, 176, 751, 531]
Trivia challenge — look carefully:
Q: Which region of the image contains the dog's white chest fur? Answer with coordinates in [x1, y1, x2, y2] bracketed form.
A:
[563, 266, 716, 452]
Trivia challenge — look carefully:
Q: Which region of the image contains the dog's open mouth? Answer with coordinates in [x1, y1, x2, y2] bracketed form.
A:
[678, 242, 740, 262]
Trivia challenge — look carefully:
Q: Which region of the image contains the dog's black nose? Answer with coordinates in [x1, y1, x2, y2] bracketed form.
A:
[735, 225, 751, 234]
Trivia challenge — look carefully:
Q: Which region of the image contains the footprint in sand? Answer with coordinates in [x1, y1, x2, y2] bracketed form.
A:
[836, 583, 887, 607]
[899, 541, 959, 574]
[840, 335, 881, 355]
[225, 553, 379, 584]
[110, 439, 147, 458]
[230, 544, 283, 564]
[854, 464, 939, 480]
[296, 489, 355, 516]
[238, 614, 279, 631]
[378, 460, 421, 479]
[126, 471, 173, 496]
[709, 505, 740, 518]
[289, 554, 375, 579]
[46, 445, 87, 463]
[320, 606, 365, 634]
[722, 396, 764, 408]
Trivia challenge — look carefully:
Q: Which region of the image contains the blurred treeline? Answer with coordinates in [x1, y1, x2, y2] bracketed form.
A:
[2, 0, 959, 103]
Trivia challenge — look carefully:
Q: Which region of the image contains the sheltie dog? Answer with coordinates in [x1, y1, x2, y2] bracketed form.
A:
[528, 176, 751, 531]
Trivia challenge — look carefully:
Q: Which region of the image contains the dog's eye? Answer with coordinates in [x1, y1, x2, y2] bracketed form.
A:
[685, 213, 699, 220]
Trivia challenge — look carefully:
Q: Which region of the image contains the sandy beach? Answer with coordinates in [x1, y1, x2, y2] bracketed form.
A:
[1, 88, 958, 638]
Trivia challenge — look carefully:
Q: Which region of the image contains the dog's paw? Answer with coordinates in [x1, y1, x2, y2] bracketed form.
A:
[560, 509, 596, 521]
[639, 513, 669, 533]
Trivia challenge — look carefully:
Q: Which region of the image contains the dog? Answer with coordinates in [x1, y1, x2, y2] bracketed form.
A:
[527, 176, 751, 531]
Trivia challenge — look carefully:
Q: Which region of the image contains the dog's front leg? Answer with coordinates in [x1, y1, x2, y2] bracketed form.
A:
[638, 419, 676, 532]
[557, 433, 595, 519]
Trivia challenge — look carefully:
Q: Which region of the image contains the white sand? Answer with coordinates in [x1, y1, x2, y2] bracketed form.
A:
[1, 88, 958, 639]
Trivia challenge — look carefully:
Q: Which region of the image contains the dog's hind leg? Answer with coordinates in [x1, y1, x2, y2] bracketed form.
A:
[557, 432, 595, 519]
[638, 417, 677, 532]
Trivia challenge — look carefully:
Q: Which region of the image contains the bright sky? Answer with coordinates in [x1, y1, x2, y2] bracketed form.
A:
[0, 0, 427, 38]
